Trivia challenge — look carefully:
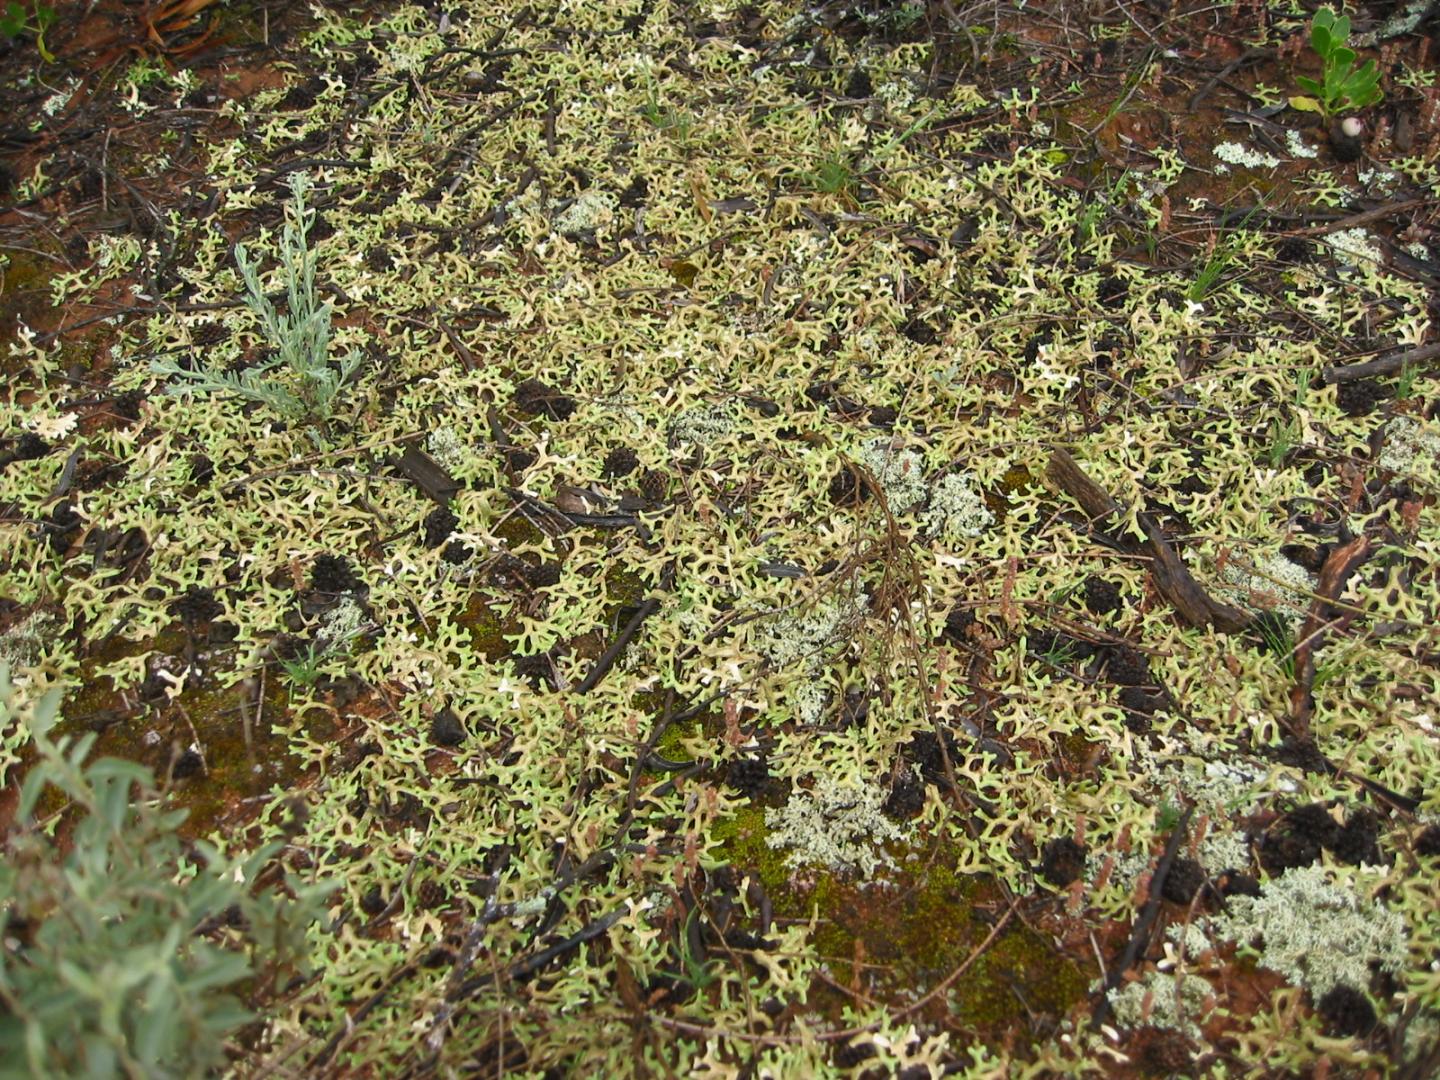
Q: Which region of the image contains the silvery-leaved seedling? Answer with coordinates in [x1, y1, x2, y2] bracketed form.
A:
[153, 172, 362, 426]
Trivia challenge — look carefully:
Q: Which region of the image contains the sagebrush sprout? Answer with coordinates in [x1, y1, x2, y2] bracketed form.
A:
[1291, 7, 1383, 117]
[152, 172, 362, 424]
[0, 664, 335, 1079]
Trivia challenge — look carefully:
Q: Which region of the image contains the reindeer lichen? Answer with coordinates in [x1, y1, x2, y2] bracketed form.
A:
[765, 778, 905, 876]
[854, 437, 927, 511]
[1106, 967, 1217, 1040]
[1211, 864, 1409, 998]
[924, 472, 993, 541]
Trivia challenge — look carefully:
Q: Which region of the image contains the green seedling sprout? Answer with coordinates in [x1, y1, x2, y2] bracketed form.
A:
[672, 907, 721, 993]
[1156, 799, 1182, 833]
[1187, 205, 1263, 303]
[1395, 360, 1420, 400]
[152, 172, 363, 427]
[1187, 235, 1240, 303]
[279, 641, 327, 693]
[1291, 7, 1383, 117]
[0, 2, 56, 63]
[639, 75, 694, 141]
[1076, 168, 1131, 246]
[803, 151, 857, 196]
[1253, 614, 1297, 680]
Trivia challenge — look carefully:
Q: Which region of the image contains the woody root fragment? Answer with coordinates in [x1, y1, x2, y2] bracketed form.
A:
[1043, 449, 1252, 634]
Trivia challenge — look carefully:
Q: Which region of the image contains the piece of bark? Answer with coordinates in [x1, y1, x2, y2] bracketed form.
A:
[432, 311, 476, 372]
[1296, 196, 1429, 237]
[1323, 341, 1440, 385]
[1045, 449, 1251, 633]
[391, 447, 461, 504]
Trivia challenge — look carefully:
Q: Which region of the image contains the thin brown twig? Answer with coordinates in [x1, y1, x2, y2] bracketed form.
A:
[1323, 341, 1440, 385]
[1295, 196, 1433, 237]
[1091, 807, 1193, 1031]
[1044, 450, 1251, 633]
[244, 664, 261, 772]
[307, 961, 420, 1071]
[1288, 534, 1371, 738]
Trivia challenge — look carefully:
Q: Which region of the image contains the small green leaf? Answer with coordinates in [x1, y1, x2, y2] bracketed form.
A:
[1289, 95, 1323, 113]
[133, 986, 176, 1065]
[98, 778, 131, 833]
[1346, 60, 1380, 91]
[55, 959, 103, 1000]
[17, 768, 50, 820]
[182, 950, 251, 994]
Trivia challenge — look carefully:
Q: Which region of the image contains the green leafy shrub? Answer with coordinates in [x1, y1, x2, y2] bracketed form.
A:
[0, 666, 334, 1078]
[1291, 7, 1383, 117]
[153, 172, 363, 424]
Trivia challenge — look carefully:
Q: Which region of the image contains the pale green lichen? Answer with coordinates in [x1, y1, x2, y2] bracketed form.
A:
[41, 80, 79, 118]
[5, 0, 1438, 1072]
[1402, 1010, 1440, 1064]
[425, 425, 469, 471]
[874, 76, 916, 112]
[554, 190, 618, 237]
[1378, 417, 1440, 475]
[1324, 227, 1385, 267]
[1105, 967, 1217, 1041]
[0, 610, 61, 673]
[1213, 141, 1282, 171]
[1285, 129, 1319, 159]
[670, 400, 738, 445]
[765, 778, 905, 876]
[1179, 755, 1291, 814]
[1217, 550, 1314, 618]
[314, 595, 369, 655]
[787, 679, 829, 726]
[1084, 847, 1152, 903]
[754, 591, 866, 675]
[1210, 864, 1409, 997]
[923, 472, 993, 541]
[854, 437, 927, 511]
[1357, 0, 1436, 43]
[1198, 830, 1252, 877]
[1356, 166, 1401, 194]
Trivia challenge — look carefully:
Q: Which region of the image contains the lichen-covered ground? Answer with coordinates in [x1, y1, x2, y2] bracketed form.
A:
[3, 0, 1440, 1075]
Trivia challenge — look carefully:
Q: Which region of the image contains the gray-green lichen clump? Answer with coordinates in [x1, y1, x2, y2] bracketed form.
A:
[1103, 864, 1410, 1043]
[854, 436, 927, 511]
[924, 471, 993, 541]
[753, 591, 866, 674]
[765, 778, 906, 876]
[1211, 864, 1409, 998]
[1106, 968, 1216, 1042]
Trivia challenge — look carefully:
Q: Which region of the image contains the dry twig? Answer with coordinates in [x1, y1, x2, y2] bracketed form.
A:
[1045, 450, 1251, 632]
